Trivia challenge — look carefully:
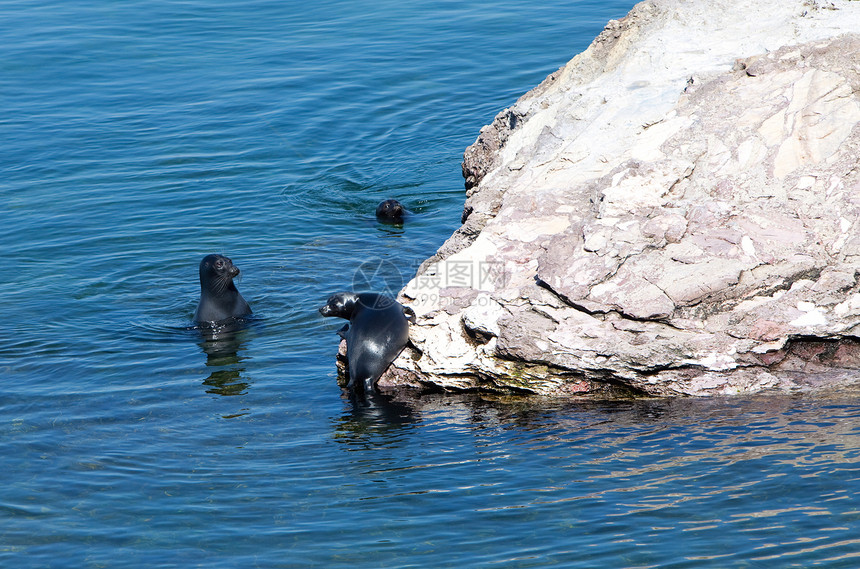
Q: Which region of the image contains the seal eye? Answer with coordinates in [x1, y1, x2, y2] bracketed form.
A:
[215, 260, 224, 269]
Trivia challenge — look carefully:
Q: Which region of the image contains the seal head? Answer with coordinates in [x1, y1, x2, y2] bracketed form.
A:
[320, 292, 409, 393]
[193, 254, 252, 324]
[375, 199, 405, 223]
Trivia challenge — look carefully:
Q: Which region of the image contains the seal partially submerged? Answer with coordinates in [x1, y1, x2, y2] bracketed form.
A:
[193, 254, 252, 324]
[319, 292, 410, 393]
[375, 199, 405, 223]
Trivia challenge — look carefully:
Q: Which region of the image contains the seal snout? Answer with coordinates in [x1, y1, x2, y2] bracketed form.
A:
[320, 293, 349, 318]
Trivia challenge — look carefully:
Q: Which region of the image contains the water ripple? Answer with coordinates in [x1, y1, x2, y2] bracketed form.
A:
[5, 1, 859, 567]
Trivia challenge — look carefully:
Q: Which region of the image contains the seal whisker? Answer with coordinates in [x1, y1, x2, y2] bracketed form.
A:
[215, 275, 230, 295]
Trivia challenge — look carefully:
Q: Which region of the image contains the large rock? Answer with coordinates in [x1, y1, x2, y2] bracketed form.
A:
[383, 0, 860, 396]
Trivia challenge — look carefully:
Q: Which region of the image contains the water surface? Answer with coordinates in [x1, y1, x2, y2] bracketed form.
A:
[2, 1, 859, 567]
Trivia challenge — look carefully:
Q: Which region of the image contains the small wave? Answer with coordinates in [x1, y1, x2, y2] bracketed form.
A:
[127, 317, 199, 340]
[279, 176, 422, 220]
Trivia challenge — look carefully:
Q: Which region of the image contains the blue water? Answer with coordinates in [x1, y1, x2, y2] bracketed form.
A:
[2, 1, 860, 567]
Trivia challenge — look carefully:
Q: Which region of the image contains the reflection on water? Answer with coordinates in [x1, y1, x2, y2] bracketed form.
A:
[320, 390, 860, 567]
[4, 0, 858, 565]
[197, 320, 254, 398]
[333, 389, 420, 445]
[202, 368, 248, 398]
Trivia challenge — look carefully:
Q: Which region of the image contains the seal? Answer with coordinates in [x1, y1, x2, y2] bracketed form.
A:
[375, 199, 405, 223]
[319, 292, 410, 393]
[193, 254, 252, 324]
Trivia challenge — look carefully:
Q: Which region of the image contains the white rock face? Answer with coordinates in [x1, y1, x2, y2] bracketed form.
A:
[383, 0, 860, 396]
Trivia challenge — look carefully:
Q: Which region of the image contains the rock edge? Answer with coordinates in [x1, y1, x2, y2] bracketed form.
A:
[384, 0, 860, 397]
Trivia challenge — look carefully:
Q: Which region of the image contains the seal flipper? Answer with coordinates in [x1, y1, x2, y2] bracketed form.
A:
[337, 324, 349, 340]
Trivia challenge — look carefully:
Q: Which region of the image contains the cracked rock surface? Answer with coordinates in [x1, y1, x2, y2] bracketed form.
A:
[383, 0, 860, 396]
